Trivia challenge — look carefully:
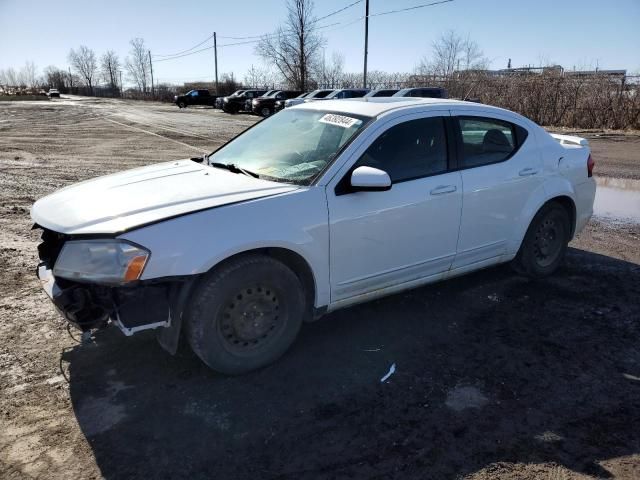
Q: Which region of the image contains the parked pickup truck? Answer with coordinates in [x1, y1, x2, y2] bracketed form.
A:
[251, 90, 303, 116]
[32, 98, 595, 375]
[222, 89, 268, 113]
[215, 90, 245, 109]
[243, 90, 279, 113]
[174, 89, 219, 108]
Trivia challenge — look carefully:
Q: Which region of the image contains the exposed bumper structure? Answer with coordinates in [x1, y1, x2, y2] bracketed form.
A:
[36, 263, 172, 335]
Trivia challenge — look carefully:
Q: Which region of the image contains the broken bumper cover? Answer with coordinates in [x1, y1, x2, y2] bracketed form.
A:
[36, 263, 171, 336]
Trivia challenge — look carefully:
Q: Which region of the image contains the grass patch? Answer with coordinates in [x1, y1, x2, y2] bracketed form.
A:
[0, 95, 49, 102]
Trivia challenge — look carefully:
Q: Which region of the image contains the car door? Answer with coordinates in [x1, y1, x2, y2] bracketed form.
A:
[451, 112, 542, 269]
[326, 112, 462, 302]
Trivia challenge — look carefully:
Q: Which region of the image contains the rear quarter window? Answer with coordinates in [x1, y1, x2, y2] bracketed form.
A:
[457, 116, 529, 169]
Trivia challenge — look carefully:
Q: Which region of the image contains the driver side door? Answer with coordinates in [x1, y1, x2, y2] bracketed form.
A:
[326, 112, 462, 303]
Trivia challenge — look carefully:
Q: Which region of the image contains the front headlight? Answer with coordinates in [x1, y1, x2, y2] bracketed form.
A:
[53, 240, 149, 285]
[252, 99, 259, 105]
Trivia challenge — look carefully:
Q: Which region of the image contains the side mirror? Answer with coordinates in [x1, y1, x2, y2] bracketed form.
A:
[350, 166, 392, 192]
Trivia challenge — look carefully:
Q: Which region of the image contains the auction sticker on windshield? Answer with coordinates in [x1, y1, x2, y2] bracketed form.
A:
[319, 113, 362, 129]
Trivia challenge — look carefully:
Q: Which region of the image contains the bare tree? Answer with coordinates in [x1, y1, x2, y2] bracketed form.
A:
[255, 0, 324, 90]
[68, 46, 98, 93]
[43, 65, 69, 91]
[19, 61, 38, 88]
[244, 64, 276, 88]
[317, 51, 344, 88]
[0, 67, 19, 87]
[418, 30, 487, 78]
[125, 38, 150, 93]
[101, 50, 121, 90]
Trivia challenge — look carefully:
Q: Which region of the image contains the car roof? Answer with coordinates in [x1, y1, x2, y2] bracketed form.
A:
[293, 97, 536, 128]
[292, 97, 474, 117]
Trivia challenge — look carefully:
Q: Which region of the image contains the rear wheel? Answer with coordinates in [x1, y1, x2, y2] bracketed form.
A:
[186, 255, 305, 375]
[224, 104, 239, 114]
[512, 202, 570, 278]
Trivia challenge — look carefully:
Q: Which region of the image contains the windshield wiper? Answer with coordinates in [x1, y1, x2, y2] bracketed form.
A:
[209, 162, 260, 178]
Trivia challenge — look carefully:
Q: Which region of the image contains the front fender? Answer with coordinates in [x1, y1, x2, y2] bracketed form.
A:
[119, 188, 330, 307]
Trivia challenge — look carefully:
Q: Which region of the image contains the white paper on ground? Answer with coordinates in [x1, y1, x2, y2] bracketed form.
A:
[380, 363, 396, 383]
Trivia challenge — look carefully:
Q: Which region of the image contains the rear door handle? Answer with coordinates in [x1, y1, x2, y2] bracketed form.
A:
[519, 167, 539, 177]
[430, 185, 457, 195]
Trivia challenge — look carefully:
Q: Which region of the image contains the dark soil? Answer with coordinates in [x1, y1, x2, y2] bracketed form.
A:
[1, 97, 639, 479]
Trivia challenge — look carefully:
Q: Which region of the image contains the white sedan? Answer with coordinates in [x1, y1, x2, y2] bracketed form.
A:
[32, 98, 596, 374]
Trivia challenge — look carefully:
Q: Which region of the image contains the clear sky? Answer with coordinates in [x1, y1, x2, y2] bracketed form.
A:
[1, 0, 638, 86]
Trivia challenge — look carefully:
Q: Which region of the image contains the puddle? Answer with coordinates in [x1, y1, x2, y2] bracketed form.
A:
[593, 177, 640, 223]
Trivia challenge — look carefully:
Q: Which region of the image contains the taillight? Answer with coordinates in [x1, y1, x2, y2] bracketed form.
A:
[587, 154, 595, 178]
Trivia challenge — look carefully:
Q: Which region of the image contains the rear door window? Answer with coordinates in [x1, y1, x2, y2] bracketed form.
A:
[457, 117, 520, 168]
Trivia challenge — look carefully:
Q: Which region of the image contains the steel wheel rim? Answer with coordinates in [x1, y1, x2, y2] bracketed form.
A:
[534, 217, 562, 267]
[217, 285, 284, 355]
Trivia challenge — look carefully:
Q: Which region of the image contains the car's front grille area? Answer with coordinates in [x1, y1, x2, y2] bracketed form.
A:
[36, 227, 68, 266]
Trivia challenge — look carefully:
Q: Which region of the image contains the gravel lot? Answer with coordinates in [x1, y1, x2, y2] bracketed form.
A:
[1, 96, 639, 479]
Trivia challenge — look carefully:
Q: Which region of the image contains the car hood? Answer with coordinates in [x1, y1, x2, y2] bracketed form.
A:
[31, 159, 299, 235]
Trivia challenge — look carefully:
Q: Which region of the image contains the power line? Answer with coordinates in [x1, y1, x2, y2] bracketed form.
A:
[317, 17, 363, 33]
[218, 0, 362, 40]
[314, 0, 363, 23]
[153, 1, 454, 64]
[154, 45, 216, 62]
[153, 33, 215, 58]
[369, 0, 453, 17]
[153, 21, 342, 63]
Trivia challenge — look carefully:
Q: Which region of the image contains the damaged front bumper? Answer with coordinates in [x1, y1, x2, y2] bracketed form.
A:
[37, 262, 173, 336]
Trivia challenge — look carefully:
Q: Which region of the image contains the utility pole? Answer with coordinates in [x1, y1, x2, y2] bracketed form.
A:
[214, 32, 219, 94]
[68, 66, 73, 89]
[119, 70, 123, 97]
[363, 0, 369, 89]
[148, 50, 155, 98]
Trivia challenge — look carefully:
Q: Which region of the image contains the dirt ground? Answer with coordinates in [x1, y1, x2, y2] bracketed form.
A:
[1, 96, 639, 480]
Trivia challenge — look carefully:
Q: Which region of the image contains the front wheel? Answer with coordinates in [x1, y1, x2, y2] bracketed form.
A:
[185, 255, 305, 375]
[178, 101, 186, 108]
[512, 202, 570, 278]
[260, 106, 273, 117]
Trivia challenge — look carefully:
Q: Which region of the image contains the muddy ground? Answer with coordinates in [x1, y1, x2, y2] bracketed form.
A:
[0, 96, 639, 479]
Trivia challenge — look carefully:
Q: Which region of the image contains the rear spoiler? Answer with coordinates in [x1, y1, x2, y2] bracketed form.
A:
[550, 133, 589, 147]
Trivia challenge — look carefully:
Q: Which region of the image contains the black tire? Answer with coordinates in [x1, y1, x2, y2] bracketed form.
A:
[260, 106, 273, 117]
[185, 255, 305, 375]
[178, 101, 186, 109]
[224, 104, 238, 114]
[512, 202, 571, 278]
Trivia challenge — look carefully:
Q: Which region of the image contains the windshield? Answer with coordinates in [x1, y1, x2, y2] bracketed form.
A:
[209, 109, 370, 184]
[312, 90, 333, 99]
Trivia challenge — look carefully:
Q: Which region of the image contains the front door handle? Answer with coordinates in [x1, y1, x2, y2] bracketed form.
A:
[519, 167, 539, 177]
[430, 185, 457, 195]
